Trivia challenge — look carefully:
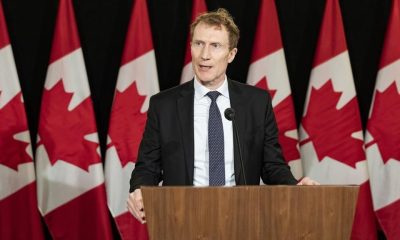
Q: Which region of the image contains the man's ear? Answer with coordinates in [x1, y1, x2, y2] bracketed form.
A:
[228, 48, 238, 63]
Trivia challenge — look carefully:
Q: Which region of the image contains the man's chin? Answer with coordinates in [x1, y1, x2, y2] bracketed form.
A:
[196, 78, 214, 85]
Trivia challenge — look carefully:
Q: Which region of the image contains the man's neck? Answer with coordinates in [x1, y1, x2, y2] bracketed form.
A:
[194, 76, 227, 91]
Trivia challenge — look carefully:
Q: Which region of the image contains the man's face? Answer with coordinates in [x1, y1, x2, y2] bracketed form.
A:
[191, 23, 237, 89]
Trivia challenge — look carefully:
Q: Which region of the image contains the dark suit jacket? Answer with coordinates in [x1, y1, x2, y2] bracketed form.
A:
[130, 79, 297, 192]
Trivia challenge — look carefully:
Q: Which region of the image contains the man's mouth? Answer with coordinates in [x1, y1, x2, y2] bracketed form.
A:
[199, 64, 212, 70]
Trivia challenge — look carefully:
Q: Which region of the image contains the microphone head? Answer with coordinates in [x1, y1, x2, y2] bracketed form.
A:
[224, 108, 235, 121]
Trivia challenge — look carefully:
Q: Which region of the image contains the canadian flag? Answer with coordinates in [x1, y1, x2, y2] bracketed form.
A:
[299, 0, 377, 239]
[247, 0, 302, 179]
[104, 0, 159, 239]
[365, 0, 400, 238]
[0, 2, 44, 239]
[35, 0, 113, 238]
[180, 0, 207, 84]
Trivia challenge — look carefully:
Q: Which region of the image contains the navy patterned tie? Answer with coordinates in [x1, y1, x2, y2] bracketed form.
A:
[207, 91, 225, 186]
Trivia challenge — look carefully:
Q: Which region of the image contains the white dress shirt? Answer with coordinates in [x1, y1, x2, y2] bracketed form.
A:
[193, 76, 235, 186]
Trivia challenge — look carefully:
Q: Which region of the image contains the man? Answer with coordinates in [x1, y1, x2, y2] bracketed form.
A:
[128, 8, 318, 223]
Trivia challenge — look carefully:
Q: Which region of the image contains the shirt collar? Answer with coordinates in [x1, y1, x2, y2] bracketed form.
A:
[194, 75, 230, 100]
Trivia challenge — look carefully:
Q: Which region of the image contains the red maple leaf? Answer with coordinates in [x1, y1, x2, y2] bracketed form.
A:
[255, 77, 300, 161]
[300, 80, 365, 168]
[0, 92, 31, 170]
[108, 82, 147, 167]
[274, 97, 301, 161]
[255, 76, 277, 99]
[38, 80, 100, 171]
[366, 82, 400, 163]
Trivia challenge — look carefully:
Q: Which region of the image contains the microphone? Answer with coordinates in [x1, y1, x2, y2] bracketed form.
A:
[224, 108, 235, 121]
[224, 108, 247, 185]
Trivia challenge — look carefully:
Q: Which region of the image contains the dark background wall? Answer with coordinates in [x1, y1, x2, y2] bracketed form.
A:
[1, 0, 391, 238]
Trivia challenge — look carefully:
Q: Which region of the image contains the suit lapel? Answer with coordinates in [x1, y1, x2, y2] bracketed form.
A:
[228, 79, 247, 185]
[177, 81, 195, 184]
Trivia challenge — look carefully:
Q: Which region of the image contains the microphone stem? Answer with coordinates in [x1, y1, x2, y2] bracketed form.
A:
[232, 119, 247, 185]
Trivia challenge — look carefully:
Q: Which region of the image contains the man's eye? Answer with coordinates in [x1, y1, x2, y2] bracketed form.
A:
[211, 43, 222, 48]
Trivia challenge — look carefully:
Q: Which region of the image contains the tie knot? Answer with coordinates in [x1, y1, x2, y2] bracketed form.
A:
[207, 91, 221, 102]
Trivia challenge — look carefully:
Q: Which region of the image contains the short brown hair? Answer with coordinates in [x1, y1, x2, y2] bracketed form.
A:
[190, 8, 240, 50]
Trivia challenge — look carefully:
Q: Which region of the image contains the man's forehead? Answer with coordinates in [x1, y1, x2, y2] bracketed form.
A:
[192, 23, 229, 41]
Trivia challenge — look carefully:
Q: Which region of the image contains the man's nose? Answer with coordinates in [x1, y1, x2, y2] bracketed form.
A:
[200, 45, 211, 60]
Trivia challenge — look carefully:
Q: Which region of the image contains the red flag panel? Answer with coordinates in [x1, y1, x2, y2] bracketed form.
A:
[105, 0, 160, 239]
[300, 0, 377, 239]
[35, 0, 113, 239]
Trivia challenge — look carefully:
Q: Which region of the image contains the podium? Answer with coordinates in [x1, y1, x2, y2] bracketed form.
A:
[141, 185, 359, 240]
